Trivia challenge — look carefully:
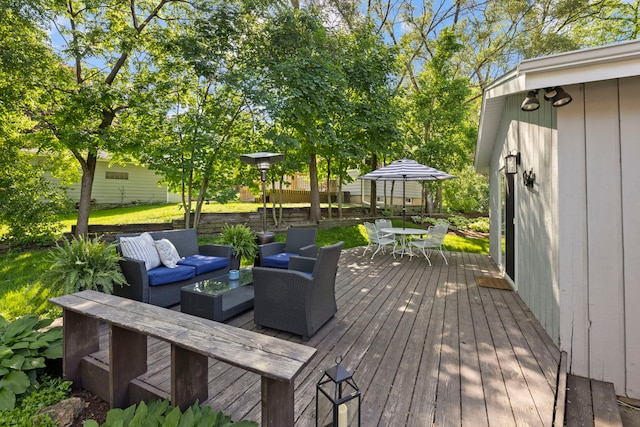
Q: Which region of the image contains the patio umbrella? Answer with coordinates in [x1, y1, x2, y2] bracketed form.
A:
[359, 158, 456, 228]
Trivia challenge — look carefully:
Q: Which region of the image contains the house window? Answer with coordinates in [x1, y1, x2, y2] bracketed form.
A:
[376, 197, 383, 202]
[106, 171, 129, 180]
[406, 198, 413, 204]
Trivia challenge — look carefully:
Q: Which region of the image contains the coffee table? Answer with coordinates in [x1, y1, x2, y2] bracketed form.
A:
[180, 268, 254, 322]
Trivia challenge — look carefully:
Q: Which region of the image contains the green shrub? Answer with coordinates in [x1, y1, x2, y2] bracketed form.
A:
[42, 235, 127, 295]
[446, 215, 470, 231]
[0, 315, 62, 410]
[84, 399, 258, 427]
[0, 375, 71, 427]
[469, 217, 490, 233]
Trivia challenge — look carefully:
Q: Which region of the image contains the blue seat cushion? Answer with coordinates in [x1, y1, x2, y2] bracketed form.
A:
[261, 252, 295, 269]
[148, 265, 196, 286]
[178, 255, 228, 275]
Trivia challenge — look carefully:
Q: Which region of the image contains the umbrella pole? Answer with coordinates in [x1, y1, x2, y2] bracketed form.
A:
[402, 177, 406, 229]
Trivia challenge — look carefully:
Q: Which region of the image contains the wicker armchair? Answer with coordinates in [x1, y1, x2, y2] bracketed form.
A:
[257, 227, 317, 268]
[252, 241, 344, 340]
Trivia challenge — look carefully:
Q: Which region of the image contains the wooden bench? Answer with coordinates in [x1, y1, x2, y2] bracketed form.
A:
[50, 290, 317, 426]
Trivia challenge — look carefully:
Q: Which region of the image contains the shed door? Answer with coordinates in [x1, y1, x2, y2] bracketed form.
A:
[505, 173, 515, 280]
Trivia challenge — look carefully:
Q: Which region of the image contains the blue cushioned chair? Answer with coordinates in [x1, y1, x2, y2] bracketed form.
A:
[258, 227, 317, 269]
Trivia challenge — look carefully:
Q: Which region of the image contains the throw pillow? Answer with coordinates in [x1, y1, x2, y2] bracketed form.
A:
[153, 239, 181, 268]
[119, 232, 162, 271]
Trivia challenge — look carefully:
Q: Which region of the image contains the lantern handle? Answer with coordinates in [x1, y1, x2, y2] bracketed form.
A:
[335, 355, 343, 365]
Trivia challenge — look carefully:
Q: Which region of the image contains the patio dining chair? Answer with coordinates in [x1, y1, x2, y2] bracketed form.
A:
[375, 218, 396, 241]
[363, 221, 396, 259]
[409, 221, 449, 265]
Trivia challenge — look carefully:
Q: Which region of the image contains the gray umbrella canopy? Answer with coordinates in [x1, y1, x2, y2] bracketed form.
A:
[359, 159, 456, 227]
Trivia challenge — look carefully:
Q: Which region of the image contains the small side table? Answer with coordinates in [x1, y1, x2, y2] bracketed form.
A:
[181, 269, 254, 322]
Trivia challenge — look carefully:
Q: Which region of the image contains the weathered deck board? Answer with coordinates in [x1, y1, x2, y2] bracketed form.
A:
[565, 375, 624, 427]
[87, 248, 561, 426]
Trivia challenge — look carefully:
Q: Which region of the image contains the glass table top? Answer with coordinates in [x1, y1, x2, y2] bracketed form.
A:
[183, 268, 253, 296]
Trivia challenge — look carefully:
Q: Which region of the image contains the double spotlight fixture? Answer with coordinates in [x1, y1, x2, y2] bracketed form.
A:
[520, 86, 572, 112]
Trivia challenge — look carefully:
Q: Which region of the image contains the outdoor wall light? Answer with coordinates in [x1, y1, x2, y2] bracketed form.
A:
[316, 356, 360, 427]
[505, 150, 521, 175]
[549, 86, 572, 107]
[520, 90, 540, 111]
[239, 152, 284, 239]
[521, 86, 572, 111]
[523, 169, 536, 187]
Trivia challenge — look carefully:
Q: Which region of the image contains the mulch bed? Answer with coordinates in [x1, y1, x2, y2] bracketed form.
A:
[70, 389, 110, 427]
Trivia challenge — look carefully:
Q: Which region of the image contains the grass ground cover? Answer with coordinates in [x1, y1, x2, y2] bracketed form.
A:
[2, 204, 488, 321]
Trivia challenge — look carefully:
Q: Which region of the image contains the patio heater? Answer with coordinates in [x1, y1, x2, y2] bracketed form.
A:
[240, 152, 284, 244]
[316, 356, 361, 427]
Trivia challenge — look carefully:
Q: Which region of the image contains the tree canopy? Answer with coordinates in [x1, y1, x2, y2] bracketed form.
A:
[2, 0, 639, 241]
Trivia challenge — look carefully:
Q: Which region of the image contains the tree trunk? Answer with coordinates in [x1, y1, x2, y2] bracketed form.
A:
[309, 152, 321, 222]
[337, 172, 343, 220]
[369, 154, 378, 217]
[326, 157, 332, 219]
[74, 152, 98, 237]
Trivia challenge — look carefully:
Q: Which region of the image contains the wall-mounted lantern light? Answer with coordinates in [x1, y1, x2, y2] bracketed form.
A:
[316, 356, 360, 427]
[523, 169, 536, 187]
[505, 151, 521, 175]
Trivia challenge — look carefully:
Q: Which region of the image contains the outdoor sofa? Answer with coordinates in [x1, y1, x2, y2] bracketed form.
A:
[114, 229, 233, 307]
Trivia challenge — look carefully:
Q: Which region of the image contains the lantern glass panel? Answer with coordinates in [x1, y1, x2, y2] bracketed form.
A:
[317, 376, 360, 427]
[505, 155, 517, 174]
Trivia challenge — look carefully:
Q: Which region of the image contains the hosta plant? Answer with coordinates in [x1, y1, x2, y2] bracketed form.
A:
[84, 399, 258, 427]
[0, 315, 62, 410]
[43, 235, 127, 295]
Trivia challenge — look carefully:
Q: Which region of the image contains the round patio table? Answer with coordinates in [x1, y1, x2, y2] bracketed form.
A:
[380, 227, 429, 258]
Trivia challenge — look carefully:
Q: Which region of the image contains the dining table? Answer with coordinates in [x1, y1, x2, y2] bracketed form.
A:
[380, 227, 430, 258]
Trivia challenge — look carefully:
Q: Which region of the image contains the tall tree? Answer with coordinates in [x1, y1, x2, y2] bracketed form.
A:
[246, 8, 349, 222]
[404, 28, 473, 213]
[25, 0, 239, 236]
[0, 1, 71, 244]
[134, 1, 258, 229]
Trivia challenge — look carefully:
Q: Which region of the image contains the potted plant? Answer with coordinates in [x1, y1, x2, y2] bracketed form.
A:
[219, 223, 258, 270]
[43, 235, 127, 295]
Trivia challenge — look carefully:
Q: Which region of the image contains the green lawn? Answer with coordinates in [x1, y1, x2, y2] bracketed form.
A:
[1, 204, 488, 321]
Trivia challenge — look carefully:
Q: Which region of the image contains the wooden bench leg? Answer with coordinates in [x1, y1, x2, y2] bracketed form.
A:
[110, 325, 147, 408]
[261, 377, 295, 427]
[62, 310, 99, 386]
[171, 345, 208, 410]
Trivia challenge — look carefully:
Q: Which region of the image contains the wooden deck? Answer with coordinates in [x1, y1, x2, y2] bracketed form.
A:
[90, 248, 562, 426]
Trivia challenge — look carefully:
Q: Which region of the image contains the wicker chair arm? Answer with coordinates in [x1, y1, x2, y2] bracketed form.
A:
[115, 257, 148, 302]
[258, 242, 286, 258]
[288, 256, 316, 273]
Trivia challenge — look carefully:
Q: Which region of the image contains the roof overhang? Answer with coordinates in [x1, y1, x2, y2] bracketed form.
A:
[475, 39, 640, 173]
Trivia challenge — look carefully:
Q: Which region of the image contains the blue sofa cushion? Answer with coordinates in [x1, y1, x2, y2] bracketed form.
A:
[261, 252, 296, 269]
[178, 255, 228, 275]
[148, 265, 196, 286]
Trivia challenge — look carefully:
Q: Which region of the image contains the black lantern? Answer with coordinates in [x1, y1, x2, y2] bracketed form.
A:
[239, 152, 284, 241]
[316, 357, 360, 427]
[505, 151, 520, 175]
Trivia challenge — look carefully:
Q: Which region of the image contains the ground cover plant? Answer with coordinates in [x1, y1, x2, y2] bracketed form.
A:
[0, 374, 71, 427]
